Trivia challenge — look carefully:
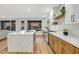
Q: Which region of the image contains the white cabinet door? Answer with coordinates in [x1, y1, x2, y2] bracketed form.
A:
[65, 4, 78, 24]
[65, 4, 73, 24]
[74, 4, 79, 23]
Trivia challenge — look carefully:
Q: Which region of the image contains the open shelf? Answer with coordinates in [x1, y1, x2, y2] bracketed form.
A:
[54, 13, 64, 19]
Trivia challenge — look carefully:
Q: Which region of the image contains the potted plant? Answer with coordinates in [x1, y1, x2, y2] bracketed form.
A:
[60, 6, 66, 16]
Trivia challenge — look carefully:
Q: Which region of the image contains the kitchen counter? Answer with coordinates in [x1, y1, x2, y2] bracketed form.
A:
[49, 32, 79, 48]
[8, 30, 35, 35]
[7, 30, 36, 52]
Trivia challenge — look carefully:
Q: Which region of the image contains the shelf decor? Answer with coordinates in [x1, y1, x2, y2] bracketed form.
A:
[60, 6, 66, 16]
[54, 6, 66, 19]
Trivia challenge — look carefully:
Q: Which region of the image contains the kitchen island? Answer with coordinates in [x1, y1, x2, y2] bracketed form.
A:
[7, 30, 36, 53]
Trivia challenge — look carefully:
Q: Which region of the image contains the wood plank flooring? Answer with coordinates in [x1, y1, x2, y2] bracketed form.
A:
[0, 39, 8, 54]
[35, 35, 53, 54]
[0, 35, 53, 54]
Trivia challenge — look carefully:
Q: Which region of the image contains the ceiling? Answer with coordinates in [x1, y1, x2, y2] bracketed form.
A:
[0, 4, 60, 19]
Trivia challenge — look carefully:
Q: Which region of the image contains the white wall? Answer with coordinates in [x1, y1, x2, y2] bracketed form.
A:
[49, 9, 54, 26]
[52, 23, 79, 39]
[42, 19, 45, 31]
[67, 24, 79, 38]
[16, 19, 27, 31]
[42, 18, 48, 31]
[16, 20, 21, 31]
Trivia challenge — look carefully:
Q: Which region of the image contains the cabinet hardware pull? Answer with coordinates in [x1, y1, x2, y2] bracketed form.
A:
[71, 15, 73, 22]
[72, 15, 75, 22]
[71, 15, 75, 22]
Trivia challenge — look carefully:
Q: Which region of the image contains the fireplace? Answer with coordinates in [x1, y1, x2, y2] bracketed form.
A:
[27, 20, 42, 31]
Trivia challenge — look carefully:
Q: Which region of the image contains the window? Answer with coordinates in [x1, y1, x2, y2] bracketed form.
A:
[1, 20, 16, 31]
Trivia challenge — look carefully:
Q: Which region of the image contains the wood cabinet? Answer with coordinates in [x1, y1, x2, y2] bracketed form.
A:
[52, 36, 58, 53]
[62, 41, 75, 54]
[48, 34, 62, 54]
[57, 39, 63, 54]
[48, 33, 79, 54]
[75, 48, 79, 54]
[48, 34, 53, 49]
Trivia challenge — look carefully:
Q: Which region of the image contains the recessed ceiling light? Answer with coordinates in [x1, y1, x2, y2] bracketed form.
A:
[27, 9, 31, 11]
[43, 15, 47, 17]
[46, 8, 51, 12]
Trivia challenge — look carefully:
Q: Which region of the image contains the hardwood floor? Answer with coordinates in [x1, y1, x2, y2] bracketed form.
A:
[35, 35, 53, 54]
[0, 38, 8, 54]
[0, 35, 53, 54]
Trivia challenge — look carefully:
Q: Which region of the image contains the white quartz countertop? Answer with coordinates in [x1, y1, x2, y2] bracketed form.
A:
[49, 32, 79, 48]
[8, 30, 36, 35]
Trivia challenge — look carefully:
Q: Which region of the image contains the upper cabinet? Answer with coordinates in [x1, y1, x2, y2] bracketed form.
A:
[65, 4, 79, 24]
[74, 5, 79, 23]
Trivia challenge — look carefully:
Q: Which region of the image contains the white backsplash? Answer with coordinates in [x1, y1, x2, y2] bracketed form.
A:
[50, 23, 79, 38]
[68, 23, 79, 38]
